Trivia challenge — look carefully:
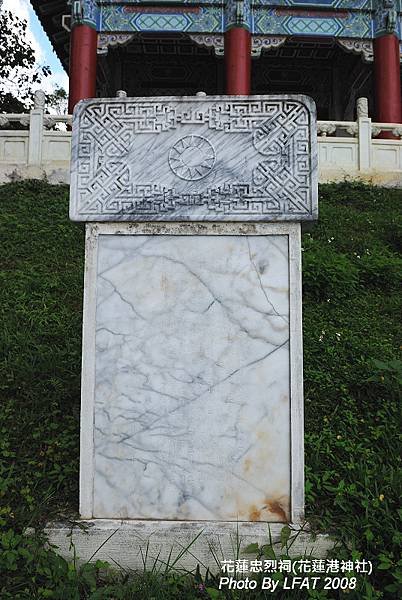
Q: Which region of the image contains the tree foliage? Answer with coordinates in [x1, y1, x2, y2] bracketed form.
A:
[46, 85, 68, 114]
[0, 10, 51, 112]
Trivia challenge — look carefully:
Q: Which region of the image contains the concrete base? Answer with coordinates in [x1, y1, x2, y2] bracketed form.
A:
[0, 164, 70, 185]
[320, 168, 402, 188]
[44, 520, 335, 572]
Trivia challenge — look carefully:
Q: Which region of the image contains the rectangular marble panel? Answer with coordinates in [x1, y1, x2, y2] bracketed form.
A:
[80, 223, 304, 523]
[70, 95, 318, 222]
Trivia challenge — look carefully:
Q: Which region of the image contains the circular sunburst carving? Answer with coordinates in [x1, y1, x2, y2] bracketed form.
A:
[168, 135, 216, 181]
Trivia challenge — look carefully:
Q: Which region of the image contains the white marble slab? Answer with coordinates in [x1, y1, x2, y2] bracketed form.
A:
[70, 95, 318, 222]
[88, 229, 291, 521]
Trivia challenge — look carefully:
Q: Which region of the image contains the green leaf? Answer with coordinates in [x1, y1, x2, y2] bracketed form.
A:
[206, 588, 224, 600]
[280, 525, 291, 548]
[262, 544, 276, 559]
[243, 542, 259, 554]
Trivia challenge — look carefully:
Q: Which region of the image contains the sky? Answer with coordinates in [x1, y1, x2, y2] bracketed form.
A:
[4, 0, 69, 96]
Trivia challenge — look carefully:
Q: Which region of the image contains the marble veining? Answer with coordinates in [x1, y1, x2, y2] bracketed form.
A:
[70, 95, 318, 222]
[93, 234, 291, 521]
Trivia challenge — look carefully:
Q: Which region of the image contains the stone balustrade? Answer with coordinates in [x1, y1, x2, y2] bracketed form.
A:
[0, 93, 401, 187]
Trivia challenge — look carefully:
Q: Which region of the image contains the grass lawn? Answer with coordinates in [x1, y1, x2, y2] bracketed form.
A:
[0, 180, 401, 599]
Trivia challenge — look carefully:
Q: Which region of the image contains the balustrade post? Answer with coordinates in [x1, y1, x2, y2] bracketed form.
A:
[356, 97, 372, 172]
[28, 90, 45, 167]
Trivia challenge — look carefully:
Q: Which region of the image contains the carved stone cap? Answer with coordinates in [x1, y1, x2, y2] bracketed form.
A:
[70, 95, 318, 223]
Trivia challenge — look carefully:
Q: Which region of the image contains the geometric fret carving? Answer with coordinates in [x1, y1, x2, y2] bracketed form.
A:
[70, 96, 318, 222]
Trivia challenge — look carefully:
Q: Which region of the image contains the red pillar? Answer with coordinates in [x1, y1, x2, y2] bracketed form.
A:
[224, 28, 251, 95]
[68, 24, 97, 114]
[373, 34, 401, 133]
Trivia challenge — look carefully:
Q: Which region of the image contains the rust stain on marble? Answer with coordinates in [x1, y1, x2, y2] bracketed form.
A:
[265, 499, 288, 522]
[248, 505, 261, 521]
[247, 497, 289, 523]
[229, 494, 290, 523]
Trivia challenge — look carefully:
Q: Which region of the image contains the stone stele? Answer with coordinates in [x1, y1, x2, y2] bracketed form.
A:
[49, 96, 323, 571]
[70, 95, 317, 222]
[87, 223, 298, 523]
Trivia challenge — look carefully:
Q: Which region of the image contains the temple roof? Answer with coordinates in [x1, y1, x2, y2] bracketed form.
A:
[30, 0, 70, 69]
[29, 0, 401, 75]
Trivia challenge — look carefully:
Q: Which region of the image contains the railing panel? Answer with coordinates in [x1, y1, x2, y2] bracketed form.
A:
[372, 141, 402, 172]
[42, 133, 72, 163]
[0, 94, 400, 186]
[318, 138, 358, 170]
[0, 132, 29, 164]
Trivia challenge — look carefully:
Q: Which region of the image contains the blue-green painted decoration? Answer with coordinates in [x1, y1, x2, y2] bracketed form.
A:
[373, 0, 400, 37]
[75, 1, 402, 40]
[72, 0, 99, 28]
[255, 0, 371, 8]
[99, 5, 223, 33]
[253, 8, 372, 37]
[98, 1, 221, 4]
[224, 1, 252, 31]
